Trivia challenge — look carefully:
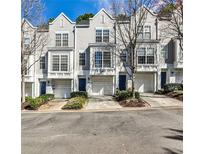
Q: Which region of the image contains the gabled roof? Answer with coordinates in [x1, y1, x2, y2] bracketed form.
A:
[22, 18, 37, 29]
[140, 5, 158, 16]
[89, 8, 114, 20]
[49, 12, 76, 25]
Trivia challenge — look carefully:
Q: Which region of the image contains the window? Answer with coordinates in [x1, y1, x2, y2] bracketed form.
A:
[61, 55, 68, 71]
[96, 29, 109, 42]
[62, 33, 68, 46]
[79, 53, 85, 66]
[103, 52, 111, 67]
[40, 56, 46, 69]
[138, 48, 146, 64]
[96, 30, 102, 42]
[120, 49, 127, 63]
[103, 30, 109, 42]
[95, 52, 102, 68]
[147, 48, 154, 64]
[94, 51, 112, 68]
[137, 48, 155, 64]
[161, 45, 168, 60]
[24, 37, 30, 49]
[24, 37, 30, 44]
[144, 26, 151, 39]
[56, 33, 68, 47]
[52, 55, 68, 71]
[137, 26, 143, 39]
[137, 25, 151, 39]
[55, 34, 61, 47]
[52, 55, 59, 71]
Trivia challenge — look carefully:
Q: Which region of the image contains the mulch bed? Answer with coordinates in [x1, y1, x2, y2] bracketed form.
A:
[119, 98, 150, 107]
[166, 91, 183, 101]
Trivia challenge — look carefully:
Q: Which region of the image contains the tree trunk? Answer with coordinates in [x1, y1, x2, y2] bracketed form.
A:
[131, 46, 135, 98]
[21, 75, 25, 103]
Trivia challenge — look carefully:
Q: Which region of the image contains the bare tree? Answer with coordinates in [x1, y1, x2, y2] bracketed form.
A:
[21, 0, 48, 103]
[158, 0, 183, 51]
[110, 0, 158, 97]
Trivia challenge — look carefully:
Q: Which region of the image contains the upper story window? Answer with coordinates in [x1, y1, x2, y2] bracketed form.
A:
[24, 37, 31, 49]
[52, 55, 68, 71]
[96, 29, 109, 43]
[79, 53, 85, 66]
[40, 56, 46, 70]
[144, 26, 151, 39]
[62, 34, 68, 46]
[52, 55, 60, 71]
[137, 25, 151, 40]
[55, 34, 61, 47]
[55, 33, 69, 47]
[137, 47, 155, 64]
[95, 51, 111, 68]
[61, 55, 68, 71]
[120, 49, 127, 63]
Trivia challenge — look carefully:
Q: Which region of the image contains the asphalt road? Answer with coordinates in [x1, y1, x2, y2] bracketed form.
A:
[22, 109, 183, 154]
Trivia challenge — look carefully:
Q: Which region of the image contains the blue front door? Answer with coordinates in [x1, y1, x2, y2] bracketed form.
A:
[119, 75, 126, 90]
[40, 81, 46, 95]
[161, 72, 166, 89]
[79, 78, 86, 91]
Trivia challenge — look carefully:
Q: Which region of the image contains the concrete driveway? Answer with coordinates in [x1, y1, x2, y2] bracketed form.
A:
[22, 108, 183, 154]
[85, 96, 122, 110]
[38, 99, 67, 111]
[141, 93, 183, 108]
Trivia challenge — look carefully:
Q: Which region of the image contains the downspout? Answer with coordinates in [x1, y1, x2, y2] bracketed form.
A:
[73, 25, 76, 92]
[155, 18, 158, 40]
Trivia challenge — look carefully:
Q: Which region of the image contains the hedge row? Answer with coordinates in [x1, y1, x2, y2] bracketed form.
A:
[115, 90, 140, 101]
[25, 94, 54, 110]
[164, 83, 183, 93]
[62, 97, 87, 110]
[70, 91, 88, 98]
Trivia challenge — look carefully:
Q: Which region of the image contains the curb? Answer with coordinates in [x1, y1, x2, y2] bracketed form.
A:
[21, 106, 183, 114]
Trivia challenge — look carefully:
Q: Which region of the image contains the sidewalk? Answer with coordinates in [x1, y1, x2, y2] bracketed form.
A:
[140, 93, 183, 108]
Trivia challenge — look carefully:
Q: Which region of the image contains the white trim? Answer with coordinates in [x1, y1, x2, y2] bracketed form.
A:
[22, 18, 37, 29]
[89, 8, 114, 20]
[49, 12, 76, 25]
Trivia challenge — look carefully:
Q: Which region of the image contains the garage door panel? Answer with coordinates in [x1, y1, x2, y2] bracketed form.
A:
[54, 80, 71, 98]
[92, 76, 113, 95]
[135, 73, 154, 92]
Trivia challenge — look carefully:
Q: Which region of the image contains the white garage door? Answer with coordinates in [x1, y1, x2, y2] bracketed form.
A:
[175, 71, 183, 83]
[54, 80, 71, 98]
[92, 76, 113, 95]
[25, 82, 32, 97]
[135, 73, 154, 92]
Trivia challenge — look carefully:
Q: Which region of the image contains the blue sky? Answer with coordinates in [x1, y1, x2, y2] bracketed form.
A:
[42, 0, 110, 22]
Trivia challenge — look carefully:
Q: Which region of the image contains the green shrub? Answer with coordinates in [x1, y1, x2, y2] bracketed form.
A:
[62, 102, 83, 110]
[71, 91, 88, 98]
[27, 98, 40, 110]
[115, 90, 132, 101]
[164, 83, 183, 93]
[115, 90, 140, 101]
[62, 97, 87, 110]
[25, 96, 33, 103]
[25, 94, 55, 110]
[39, 94, 54, 103]
[135, 92, 140, 99]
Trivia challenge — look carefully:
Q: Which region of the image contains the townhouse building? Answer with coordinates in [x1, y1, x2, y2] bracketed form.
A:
[23, 7, 183, 98]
